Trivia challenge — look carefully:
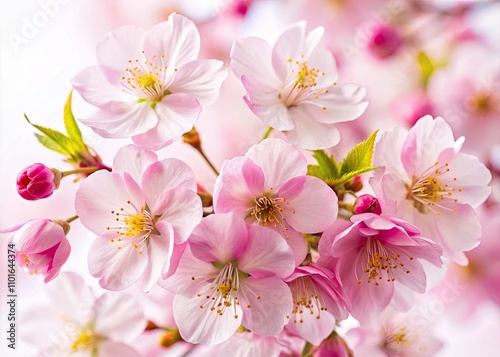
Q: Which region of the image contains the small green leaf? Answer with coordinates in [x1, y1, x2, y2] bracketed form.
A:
[34, 134, 69, 155]
[340, 130, 379, 176]
[417, 51, 435, 87]
[63, 91, 86, 149]
[327, 166, 378, 187]
[312, 150, 339, 178]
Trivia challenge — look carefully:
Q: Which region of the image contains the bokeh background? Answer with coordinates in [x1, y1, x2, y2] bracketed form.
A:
[1, 0, 500, 356]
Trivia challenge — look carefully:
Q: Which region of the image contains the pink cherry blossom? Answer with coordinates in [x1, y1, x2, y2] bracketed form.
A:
[213, 138, 339, 265]
[16, 163, 60, 201]
[370, 115, 492, 264]
[319, 213, 443, 322]
[75, 145, 202, 291]
[230, 21, 368, 149]
[347, 307, 443, 357]
[20, 272, 146, 357]
[0, 219, 71, 283]
[72, 13, 228, 151]
[284, 264, 351, 346]
[162, 213, 295, 346]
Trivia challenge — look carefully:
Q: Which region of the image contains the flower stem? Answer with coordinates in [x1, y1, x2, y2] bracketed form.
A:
[65, 215, 79, 224]
[260, 127, 274, 141]
[61, 166, 100, 178]
[197, 147, 220, 176]
[301, 342, 313, 357]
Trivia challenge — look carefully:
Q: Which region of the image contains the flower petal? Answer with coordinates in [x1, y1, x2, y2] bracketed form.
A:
[238, 277, 292, 336]
[43, 237, 71, 283]
[144, 13, 200, 69]
[132, 93, 201, 150]
[245, 138, 307, 189]
[169, 59, 227, 106]
[94, 293, 146, 341]
[153, 187, 202, 244]
[278, 176, 338, 233]
[189, 213, 249, 264]
[137, 221, 174, 292]
[238, 225, 295, 278]
[286, 309, 336, 346]
[141, 158, 197, 212]
[98, 341, 142, 357]
[112, 145, 158, 184]
[272, 22, 306, 81]
[213, 156, 264, 215]
[71, 66, 123, 107]
[173, 293, 242, 346]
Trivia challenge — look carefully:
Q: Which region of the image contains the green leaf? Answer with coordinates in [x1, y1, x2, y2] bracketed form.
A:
[63, 91, 86, 149]
[312, 150, 339, 178]
[340, 130, 379, 176]
[34, 134, 69, 155]
[417, 51, 435, 87]
[327, 166, 379, 187]
[25, 114, 80, 159]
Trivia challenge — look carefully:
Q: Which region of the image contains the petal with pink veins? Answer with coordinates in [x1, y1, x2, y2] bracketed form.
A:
[168, 59, 227, 106]
[238, 277, 292, 336]
[278, 176, 338, 233]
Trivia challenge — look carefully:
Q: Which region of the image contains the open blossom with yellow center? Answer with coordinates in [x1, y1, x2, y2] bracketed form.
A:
[231, 20, 367, 149]
[76, 145, 202, 291]
[162, 213, 295, 346]
[71, 13, 227, 151]
[19, 272, 146, 357]
[371, 115, 491, 264]
[320, 213, 443, 321]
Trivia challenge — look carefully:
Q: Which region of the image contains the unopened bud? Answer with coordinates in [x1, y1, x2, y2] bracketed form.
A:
[16, 163, 61, 201]
[353, 194, 382, 215]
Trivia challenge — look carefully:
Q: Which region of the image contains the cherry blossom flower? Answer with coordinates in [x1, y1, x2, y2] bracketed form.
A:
[230, 21, 368, 149]
[75, 145, 202, 291]
[0, 219, 71, 283]
[72, 13, 228, 151]
[20, 272, 146, 357]
[213, 138, 338, 265]
[284, 264, 351, 346]
[162, 213, 295, 346]
[347, 307, 443, 357]
[319, 213, 443, 322]
[370, 115, 492, 264]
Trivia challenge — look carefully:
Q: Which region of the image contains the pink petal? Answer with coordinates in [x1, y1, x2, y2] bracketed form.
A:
[132, 93, 201, 150]
[285, 105, 341, 149]
[230, 36, 281, 88]
[161, 241, 187, 279]
[43, 237, 71, 283]
[94, 293, 146, 341]
[372, 127, 410, 180]
[303, 84, 367, 124]
[241, 75, 294, 131]
[75, 171, 145, 236]
[280, 227, 308, 267]
[272, 22, 306, 81]
[80, 101, 158, 138]
[168, 59, 227, 106]
[327, 223, 365, 258]
[14, 220, 63, 253]
[401, 116, 455, 178]
[286, 310, 336, 346]
[98, 341, 142, 357]
[160, 247, 219, 298]
[189, 213, 249, 264]
[245, 138, 307, 189]
[141, 158, 197, 212]
[238, 225, 295, 279]
[144, 13, 200, 69]
[137, 221, 174, 292]
[44, 272, 94, 325]
[96, 25, 147, 87]
[112, 145, 158, 184]
[278, 176, 338, 233]
[213, 156, 264, 215]
[388, 248, 426, 293]
[238, 277, 292, 336]
[318, 220, 354, 256]
[153, 188, 202, 244]
[173, 293, 242, 346]
[71, 66, 123, 107]
[88, 234, 148, 291]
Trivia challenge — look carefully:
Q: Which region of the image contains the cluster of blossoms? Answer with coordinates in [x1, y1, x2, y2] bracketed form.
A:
[3, 4, 498, 357]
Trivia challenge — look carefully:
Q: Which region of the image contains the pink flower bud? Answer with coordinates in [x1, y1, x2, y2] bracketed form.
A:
[353, 194, 382, 215]
[1, 219, 71, 283]
[368, 25, 403, 59]
[312, 333, 353, 357]
[16, 163, 61, 201]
